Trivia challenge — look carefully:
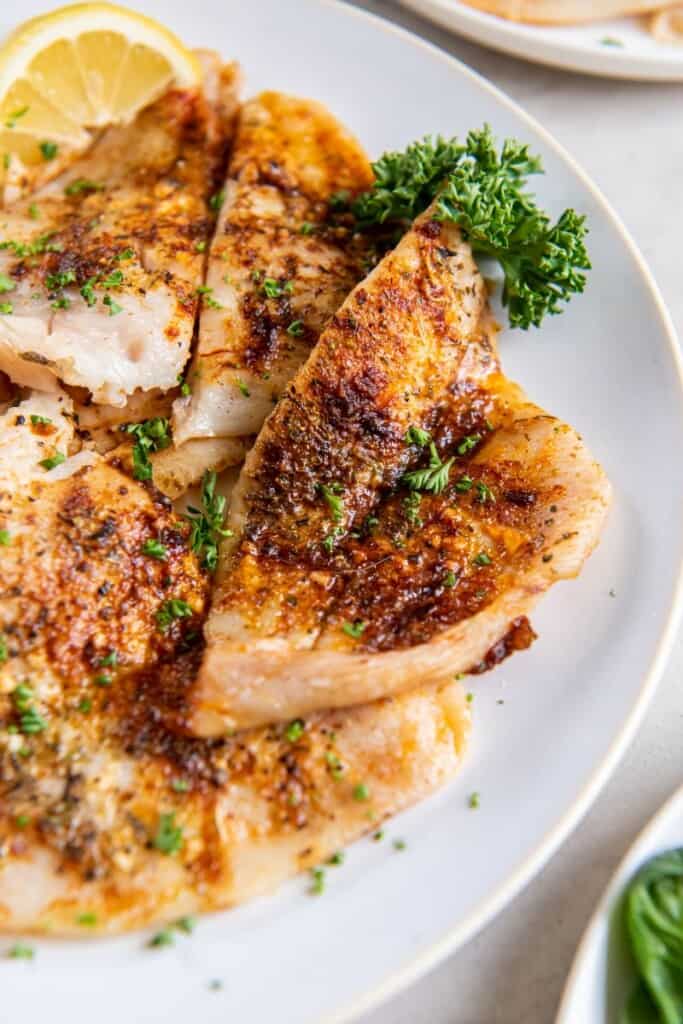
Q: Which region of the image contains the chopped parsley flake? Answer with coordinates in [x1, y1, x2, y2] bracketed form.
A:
[310, 867, 325, 895]
[285, 719, 305, 743]
[455, 474, 473, 493]
[475, 481, 495, 504]
[352, 782, 370, 802]
[209, 190, 225, 211]
[473, 552, 491, 567]
[30, 414, 52, 425]
[0, 529, 11, 545]
[236, 378, 250, 398]
[443, 570, 457, 588]
[405, 425, 431, 447]
[318, 482, 344, 523]
[76, 912, 97, 927]
[98, 650, 118, 667]
[342, 620, 366, 640]
[171, 778, 190, 793]
[121, 417, 171, 481]
[115, 247, 135, 261]
[7, 943, 34, 959]
[195, 240, 207, 252]
[328, 851, 345, 866]
[28, 203, 39, 220]
[156, 599, 193, 632]
[39, 140, 58, 160]
[103, 295, 123, 316]
[141, 539, 167, 560]
[300, 222, 315, 235]
[393, 838, 407, 851]
[456, 434, 482, 455]
[39, 451, 66, 471]
[0, 302, 13, 314]
[0, 273, 15, 293]
[64, 178, 103, 196]
[77, 698, 92, 714]
[185, 469, 232, 572]
[153, 812, 184, 855]
[0, 636, 7, 663]
[148, 929, 174, 948]
[5, 106, 29, 129]
[468, 792, 480, 809]
[46, 270, 76, 290]
[197, 285, 223, 309]
[287, 319, 304, 336]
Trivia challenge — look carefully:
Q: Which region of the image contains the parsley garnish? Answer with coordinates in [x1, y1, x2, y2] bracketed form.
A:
[153, 812, 183, 855]
[64, 178, 103, 196]
[0, 529, 11, 545]
[468, 792, 480, 809]
[352, 782, 370, 801]
[475, 481, 495, 504]
[5, 106, 29, 129]
[171, 778, 190, 793]
[121, 417, 171, 481]
[99, 650, 118, 667]
[0, 636, 7, 663]
[29, 203, 39, 220]
[299, 221, 315, 235]
[342, 620, 367, 639]
[236, 378, 250, 398]
[318, 482, 344, 523]
[7, 943, 34, 959]
[209, 190, 225, 211]
[402, 441, 453, 495]
[405, 425, 431, 447]
[76, 912, 97, 927]
[12, 684, 48, 734]
[349, 126, 590, 329]
[46, 270, 76, 290]
[100, 269, 124, 288]
[0, 233, 61, 257]
[0, 303, 13, 315]
[310, 867, 325, 895]
[285, 719, 304, 743]
[30, 414, 52, 425]
[80, 277, 97, 306]
[39, 451, 66, 471]
[456, 433, 481, 455]
[184, 469, 232, 571]
[116, 247, 135, 261]
[103, 295, 123, 316]
[141, 539, 167, 560]
[0, 273, 15, 293]
[197, 285, 223, 309]
[473, 552, 491, 566]
[40, 140, 58, 161]
[443, 570, 458, 588]
[455, 474, 473, 493]
[156, 599, 193, 631]
[287, 319, 304, 336]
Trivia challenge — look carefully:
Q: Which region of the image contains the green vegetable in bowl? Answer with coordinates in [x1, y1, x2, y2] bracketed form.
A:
[623, 848, 683, 1023]
[345, 125, 590, 331]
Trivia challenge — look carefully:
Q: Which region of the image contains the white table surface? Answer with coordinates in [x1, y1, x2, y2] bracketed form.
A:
[348, 4, 683, 1022]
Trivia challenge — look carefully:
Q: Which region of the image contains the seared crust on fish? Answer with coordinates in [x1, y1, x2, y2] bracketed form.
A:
[188, 206, 611, 734]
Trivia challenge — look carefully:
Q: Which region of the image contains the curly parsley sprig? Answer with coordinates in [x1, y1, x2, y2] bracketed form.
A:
[349, 125, 590, 330]
[184, 470, 233, 571]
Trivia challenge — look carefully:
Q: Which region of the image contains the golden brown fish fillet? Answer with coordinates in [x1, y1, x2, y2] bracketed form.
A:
[172, 91, 374, 450]
[459, 0, 678, 22]
[0, 390, 470, 935]
[0, 57, 238, 407]
[188, 205, 611, 735]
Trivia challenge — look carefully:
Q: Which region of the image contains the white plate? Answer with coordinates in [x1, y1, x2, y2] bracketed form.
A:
[556, 785, 683, 1023]
[397, 0, 683, 80]
[2, 2, 683, 1023]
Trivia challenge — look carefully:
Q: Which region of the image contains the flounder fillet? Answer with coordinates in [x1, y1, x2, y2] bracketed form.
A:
[172, 91, 374, 448]
[0, 59, 238, 407]
[189, 205, 611, 734]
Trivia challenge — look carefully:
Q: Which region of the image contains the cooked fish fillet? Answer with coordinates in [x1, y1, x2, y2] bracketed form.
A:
[172, 91, 374, 448]
[0, 657, 468, 934]
[460, 0, 678, 23]
[189, 205, 611, 735]
[0, 59, 238, 407]
[0, 388, 470, 934]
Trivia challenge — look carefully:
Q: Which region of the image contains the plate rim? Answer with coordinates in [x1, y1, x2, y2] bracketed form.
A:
[312, 2, 683, 1020]
[395, 0, 683, 81]
[554, 783, 683, 1023]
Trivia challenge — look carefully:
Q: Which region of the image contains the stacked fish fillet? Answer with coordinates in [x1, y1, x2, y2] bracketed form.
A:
[0, 57, 609, 934]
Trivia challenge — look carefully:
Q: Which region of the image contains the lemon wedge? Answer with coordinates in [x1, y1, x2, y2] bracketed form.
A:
[0, 2, 201, 193]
